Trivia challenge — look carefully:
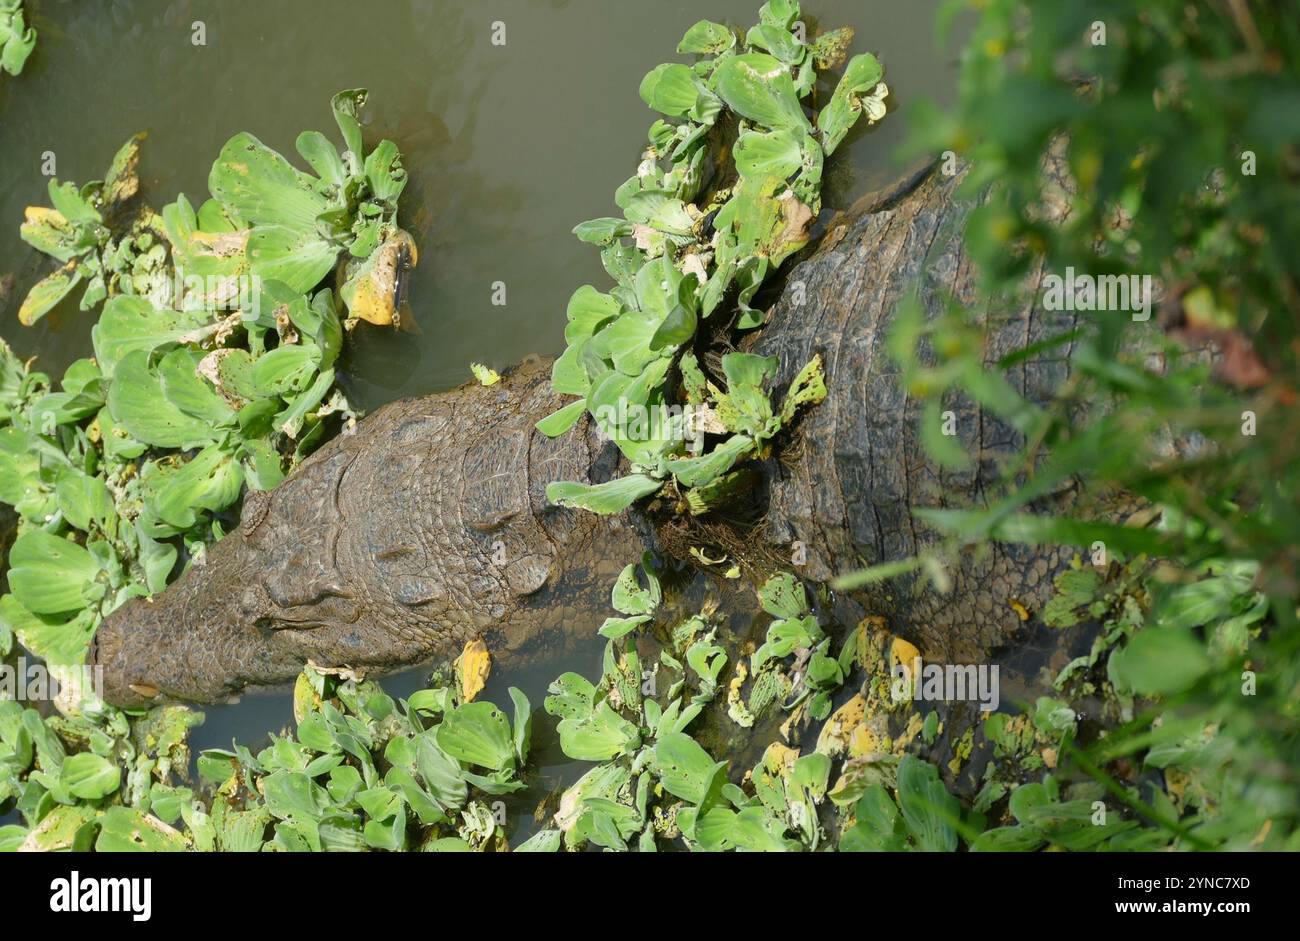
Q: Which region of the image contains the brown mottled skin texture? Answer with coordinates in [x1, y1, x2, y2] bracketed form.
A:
[93, 165, 1078, 707]
[748, 163, 1079, 663]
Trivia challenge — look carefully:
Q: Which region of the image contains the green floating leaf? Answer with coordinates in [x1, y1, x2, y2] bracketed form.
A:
[746, 24, 805, 66]
[678, 20, 735, 55]
[758, 0, 800, 30]
[543, 672, 597, 722]
[92, 295, 214, 379]
[535, 399, 586, 438]
[735, 127, 806, 179]
[295, 130, 346, 189]
[817, 53, 886, 155]
[652, 732, 727, 805]
[0, 5, 37, 77]
[508, 687, 532, 766]
[557, 701, 640, 762]
[252, 343, 320, 397]
[55, 469, 114, 533]
[246, 224, 339, 295]
[107, 350, 217, 449]
[0, 596, 97, 666]
[758, 571, 807, 619]
[667, 434, 755, 488]
[208, 131, 331, 232]
[95, 807, 186, 852]
[60, 752, 121, 800]
[573, 218, 634, 245]
[712, 53, 811, 131]
[896, 755, 960, 852]
[598, 614, 652, 640]
[611, 558, 661, 615]
[159, 347, 235, 425]
[435, 701, 516, 772]
[143, 445, 245, 530]
[514, 828, 563, 852]
[7, 529, 100, 616]
[330, 88, 368, 162]
[779, 353, 827, 424]
[640, 63, 703, 118]
[545, 475, 663, 515]
[840, 784, 911, 851]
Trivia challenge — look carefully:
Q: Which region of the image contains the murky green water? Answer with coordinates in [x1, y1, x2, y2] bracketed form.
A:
[0, 0, 965, 833]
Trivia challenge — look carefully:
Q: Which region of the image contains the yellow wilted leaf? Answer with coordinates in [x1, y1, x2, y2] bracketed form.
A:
[455, 637, 491, 703]
[761, 741, 800, 777]
[340, 228, 417, 327]
[292, 672, 318, 724]
[23, 205, 68, 228]
[18, 261, 80, 326]
[890, 636, 921, 672]
[815, 692, 867, 756]
[848, 715, 890, 758]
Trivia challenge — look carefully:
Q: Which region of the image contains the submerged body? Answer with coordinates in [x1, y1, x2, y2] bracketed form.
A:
[94, 167, 1077, 707]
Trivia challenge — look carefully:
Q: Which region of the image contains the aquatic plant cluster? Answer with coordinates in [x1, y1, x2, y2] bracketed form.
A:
[540, 0, 887, 515]
[1, 555, 1153, 852]
[0, 0, 34, 78]
[0, 563, 940, 852]
[0, 91, 412, 669]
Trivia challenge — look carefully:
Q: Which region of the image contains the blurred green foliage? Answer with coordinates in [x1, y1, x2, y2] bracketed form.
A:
[858, 0, 1300, 849]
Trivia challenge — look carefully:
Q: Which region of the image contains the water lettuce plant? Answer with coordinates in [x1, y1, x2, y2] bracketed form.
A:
[527, 564, 871, 851]
[0, 91, 410, 671]
[17, 135, 157, 325]
[0, 0, 35, 77]
[0, 665, 531, 852]
[201, 89, 414, 327]
[540, 0, 885, 516]
[0, 549, 1189, 854]
[0, 557, 985, 853]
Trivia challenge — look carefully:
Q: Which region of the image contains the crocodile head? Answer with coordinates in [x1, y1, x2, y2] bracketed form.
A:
[92, 529, 303, 708]
[92, 358, 621, 707]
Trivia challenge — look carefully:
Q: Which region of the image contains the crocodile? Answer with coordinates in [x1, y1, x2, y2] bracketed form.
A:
[92, 164, 1082, 708]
